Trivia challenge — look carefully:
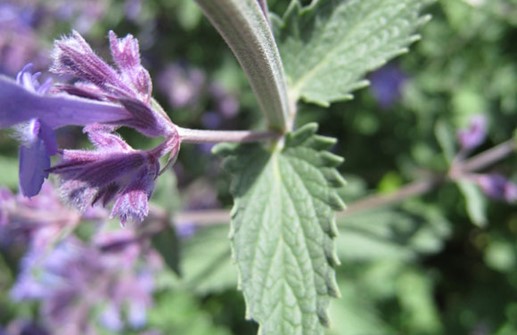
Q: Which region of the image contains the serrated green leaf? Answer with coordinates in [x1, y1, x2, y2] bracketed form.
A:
[274, 0, 429, 106]
[215, 123, 344, 335]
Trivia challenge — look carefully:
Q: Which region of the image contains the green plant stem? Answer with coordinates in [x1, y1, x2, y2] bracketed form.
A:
[177, 127, 280, 144]
[195, 0, 292, 131]
[170, 137, 517, 225]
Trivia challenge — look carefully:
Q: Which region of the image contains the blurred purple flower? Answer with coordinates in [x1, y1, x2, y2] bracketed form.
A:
[201, 111, 223, 129]
[0, 2, 46, 76]
[157, 63, 240, 128]
[176, 222, 197, 239]
[0, 182, 82, 249]
[458, 115, 487, 152]
[208, 83, 239, 119]
[3, 320, 49, 335]
[369, 63, 407, 109]
[157, 63, 206, 109]
[476, 174, 517, 203]
[11, 230, 161, 335]
[48, 0, 108, 34]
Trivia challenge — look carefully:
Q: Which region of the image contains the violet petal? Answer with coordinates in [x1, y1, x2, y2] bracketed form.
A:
[458, 115, 487, 151]
[18, 142, 49, 197]
[0, 75, 133, 129]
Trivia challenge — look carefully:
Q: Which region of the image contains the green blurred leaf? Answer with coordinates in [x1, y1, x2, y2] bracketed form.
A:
[396, 270, 442, 334]
[337, 202, 450, 262]
[434, 119, 456, 163]
[484, 239, 516, 272]
[152, 224, 182, 277]
[274, 0, 429, 106]
[457, 180, 487, 227]
[215, 123, 345, 334]
[179, 225, 237, 294]
[149, 290, 232, 335]
[326, 282, 396, 335]
[0, 156, 19, 190]
[151, 169, 181, 212]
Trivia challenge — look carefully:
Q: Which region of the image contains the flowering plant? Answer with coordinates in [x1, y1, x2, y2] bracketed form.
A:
[1, 0, 517, 334]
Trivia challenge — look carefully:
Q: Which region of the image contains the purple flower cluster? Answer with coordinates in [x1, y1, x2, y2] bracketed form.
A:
[0, 182, 85, 249]
[0, 1, 47, 76]
[475, 174, 517, 203]
[454, 115, 517, 203]
[11, 230, 161, 335]
[157, 63, 239, 129]
[457, 115, 487, 152]
[0, 31, 180, 224]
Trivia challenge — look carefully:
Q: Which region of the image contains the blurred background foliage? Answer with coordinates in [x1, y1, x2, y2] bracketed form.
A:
[1, 0, 517, 334]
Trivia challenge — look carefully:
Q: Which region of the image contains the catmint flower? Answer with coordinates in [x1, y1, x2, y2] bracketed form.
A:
[476, 174, 517, 203]
[51, 30, 173, 137]
[49, 124, 178, 224]
[0, 66, 132, 129]
[1, 31, 180, 222]
[458, 115, 487, 152]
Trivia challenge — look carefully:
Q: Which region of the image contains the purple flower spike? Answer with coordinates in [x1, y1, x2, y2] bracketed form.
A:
[477, 174, 517, 203]
[17, 119, 57, 197]
[458, 115, 487, 152]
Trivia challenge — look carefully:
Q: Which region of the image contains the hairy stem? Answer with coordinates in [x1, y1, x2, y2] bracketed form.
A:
[177, 127, 280, 144]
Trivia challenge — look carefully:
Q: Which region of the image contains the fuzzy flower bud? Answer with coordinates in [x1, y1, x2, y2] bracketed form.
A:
[458, 115, 487, 152]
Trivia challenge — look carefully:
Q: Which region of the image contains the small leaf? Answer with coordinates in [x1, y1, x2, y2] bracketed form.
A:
[215, 123, 345, 335]
[434, 120, 456, 164]
[457, 180, 487, 227]
[152, 223, 182, 277]
[150, 170, 182, 275]
[274, 0, 430, 106]
[180, 225, 238, 294]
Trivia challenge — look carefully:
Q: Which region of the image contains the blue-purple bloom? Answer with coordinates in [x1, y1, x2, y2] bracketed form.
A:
[49, 124, 177, 224]
[0, 30, 181, 222]
[0, 182, 85, 249]
[458, 115, 487, 152]
[11, 230, 161, 335]
[369, 63, 407, 109]
[476, 174, 517, 203]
